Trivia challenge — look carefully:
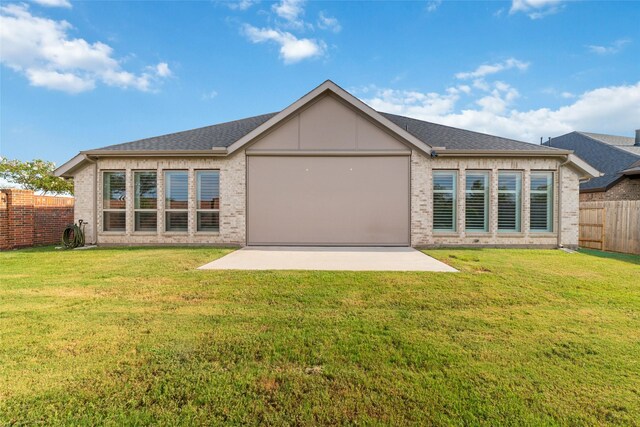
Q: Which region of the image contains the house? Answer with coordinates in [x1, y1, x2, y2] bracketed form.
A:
[55, 81, 599, 248]
[545, 131, 640, 201]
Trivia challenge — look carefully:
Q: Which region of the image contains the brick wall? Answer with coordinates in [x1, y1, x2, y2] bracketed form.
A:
[0, 189, 74, 250]
[580, 177, 640, 202]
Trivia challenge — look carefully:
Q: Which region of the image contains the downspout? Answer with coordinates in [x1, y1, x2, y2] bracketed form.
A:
[557, 156, 571, 248]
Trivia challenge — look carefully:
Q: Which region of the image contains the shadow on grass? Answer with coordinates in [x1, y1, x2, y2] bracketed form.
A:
[579, 248, 640, 265]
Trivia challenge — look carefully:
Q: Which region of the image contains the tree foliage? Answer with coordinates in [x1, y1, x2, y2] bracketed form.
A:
[0, 157, 74, 195]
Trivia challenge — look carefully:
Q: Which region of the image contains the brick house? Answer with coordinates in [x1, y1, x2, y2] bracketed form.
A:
[55, 81, 598, 248]
[545, 131, 640, 202]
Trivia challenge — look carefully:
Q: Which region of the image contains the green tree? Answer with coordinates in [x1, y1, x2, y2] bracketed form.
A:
[0, 157, 73, 195]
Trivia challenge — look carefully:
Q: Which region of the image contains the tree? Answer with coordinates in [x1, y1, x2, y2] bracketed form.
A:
[0, 157, 74, 195]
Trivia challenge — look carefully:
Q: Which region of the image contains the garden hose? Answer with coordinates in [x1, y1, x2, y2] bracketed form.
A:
[62, 220, 86, 249]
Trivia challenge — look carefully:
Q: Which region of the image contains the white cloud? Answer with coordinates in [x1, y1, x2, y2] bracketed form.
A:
[455, 58, 529, 80]
[202, 90, 218, 100]
[509, 0, 564, 19]
[272, 0, 307, 29]
[242, 24, 325, 63]
[426, 0, 442, 13]
[154, 62, 172, 77]
[317, 11, 341, 33]
[0, 4, 171, 93]
[587, 38, 631, 55]
[31, 0, 72, 8]
[361, 80, 640, 143]
[225, 0, 257, 11]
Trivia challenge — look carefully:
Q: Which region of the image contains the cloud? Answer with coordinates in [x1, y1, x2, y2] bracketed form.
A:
[202, 90, 218, 100]
[361, 78, 640, 143]
[426, 0, 442, 13]
[242, 24, 325, 63]
[455, 58, 529, 80]
[0, 4, 171, 93]
[317, 11, 341, 33]
[272, 0, 307, 29]
[225, 0, 257, 11]
[509, 0, 564, 19]
[587, 38, 631, 55]
[31, 0, 72, 8]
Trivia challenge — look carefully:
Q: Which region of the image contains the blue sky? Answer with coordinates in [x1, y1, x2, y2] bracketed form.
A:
[1, 0, 639, 166]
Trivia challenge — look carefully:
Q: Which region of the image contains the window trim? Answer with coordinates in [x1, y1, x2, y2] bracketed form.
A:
[432, 170, 458, 233]
[196, 169, 220, 233]
[497, 171, 522, 233]
[164, 170, 189, 233]
[529, 171, 554, 233]
[464, 170, 490, 233]
[133, 170, 158, 233]
[102, 170, 126, 233]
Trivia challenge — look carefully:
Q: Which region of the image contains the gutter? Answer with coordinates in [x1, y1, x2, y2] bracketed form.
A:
[81, 148, 228, 156]
[432, 149, 573, 157]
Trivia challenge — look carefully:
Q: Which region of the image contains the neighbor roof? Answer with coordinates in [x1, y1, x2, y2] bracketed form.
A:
[546, 131, 640, 192]
[579, 131, 640, 155]
[89, 111, 558, 154]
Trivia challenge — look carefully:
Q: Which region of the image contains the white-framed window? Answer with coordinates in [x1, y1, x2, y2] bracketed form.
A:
[530, 171, 554, 232]
[164, 171, 188, 232]
[134, 171, 157, 232]
[465, 171, 489, 232]
[196, 170, 220, 232]
[433, 171, 457, 232]
[102, 171, 126, 232]
[498, 171, 522, 232]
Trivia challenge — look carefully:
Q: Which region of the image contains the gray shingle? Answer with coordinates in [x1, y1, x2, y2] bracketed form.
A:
[90, 110, 561, 154]
[545, 132, 640, 191]
[579, 132, 636, 146]
[93, 113, 277, 151]
[381, 113, 559, 152]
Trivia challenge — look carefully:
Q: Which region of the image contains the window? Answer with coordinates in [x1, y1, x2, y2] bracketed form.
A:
[134, 171, 157, 232]
[433, 171, 457, 232]
[103, 171, 126, 231]
[498, 172, 522, 232]
[165, 171, 188, 232]
[196, 170, 220, 232]
[530, 171, 554, 232]
[465, 171, 489, 232]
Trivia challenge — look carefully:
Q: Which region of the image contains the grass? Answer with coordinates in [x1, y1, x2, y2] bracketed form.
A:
[0, 246, 638, 425]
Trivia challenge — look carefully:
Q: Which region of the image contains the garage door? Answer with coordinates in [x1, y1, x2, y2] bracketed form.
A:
[247, 156, 410, 246]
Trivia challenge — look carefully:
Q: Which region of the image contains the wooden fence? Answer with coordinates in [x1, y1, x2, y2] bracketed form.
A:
[579, 200, 640, 255]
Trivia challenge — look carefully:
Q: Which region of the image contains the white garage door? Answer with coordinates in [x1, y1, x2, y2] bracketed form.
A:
[247, 155, 410, 246]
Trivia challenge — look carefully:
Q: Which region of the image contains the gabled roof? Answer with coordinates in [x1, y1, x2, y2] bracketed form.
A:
[56, 80, 596, 178]
[546, 131, 640, 192]
[578, 131, 640, 155]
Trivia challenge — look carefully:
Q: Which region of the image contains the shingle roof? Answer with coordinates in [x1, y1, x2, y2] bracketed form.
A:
[545, 132, 640, 191]
[579, 132, 636, 146]
[94, 113, 278, 151]
[380, 113, 559, 152]
[91, 111, 560, 154]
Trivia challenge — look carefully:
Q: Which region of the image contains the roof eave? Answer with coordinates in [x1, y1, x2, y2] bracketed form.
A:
[81, 148, 228, 156]
[433, 149, 572, 156]
[54, 153, 90, 178]
[566, 153, 602, 179]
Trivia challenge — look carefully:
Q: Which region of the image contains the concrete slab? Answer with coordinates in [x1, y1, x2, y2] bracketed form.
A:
[198, 246, 458, 272]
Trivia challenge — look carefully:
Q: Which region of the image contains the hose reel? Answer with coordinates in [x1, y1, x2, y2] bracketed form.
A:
[62, 219, 86, 249]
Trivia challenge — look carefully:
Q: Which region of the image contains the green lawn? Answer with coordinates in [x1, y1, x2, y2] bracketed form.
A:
[1, 247, 638, 425]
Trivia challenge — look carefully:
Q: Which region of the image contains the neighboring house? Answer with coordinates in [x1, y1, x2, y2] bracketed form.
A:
[545, 131, 640, 201]
[55, 81, 598, 248]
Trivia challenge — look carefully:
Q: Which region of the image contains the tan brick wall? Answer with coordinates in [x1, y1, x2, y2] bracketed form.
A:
[71, 150, 580, 248]
[72, 153, 246, 246]
[579, 177, 640, 202]
[410, 151, 580, 248]
[73, 164, 96, 244]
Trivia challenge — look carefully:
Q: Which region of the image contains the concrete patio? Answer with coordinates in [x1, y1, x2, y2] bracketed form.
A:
[197, 246, 458, 272]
